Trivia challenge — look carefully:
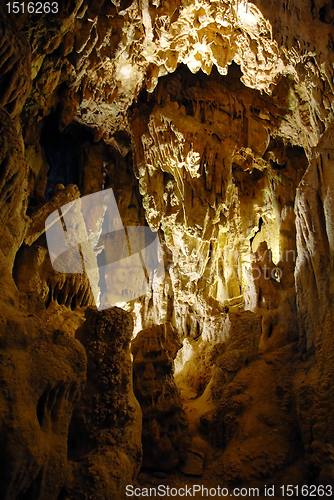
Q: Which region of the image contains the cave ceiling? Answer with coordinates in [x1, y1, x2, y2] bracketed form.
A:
[9, 0, 333, 336]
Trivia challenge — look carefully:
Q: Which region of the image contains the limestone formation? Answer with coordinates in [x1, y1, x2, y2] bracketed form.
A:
[0, 4, 31, 117]
[294, 125, 334, 485]
[65, 307, 142, 500]
[132, 323, 190, 472]
[0, 106, 29, 270]
[0, 323, 86, 499]
[0, 0, 334, 497]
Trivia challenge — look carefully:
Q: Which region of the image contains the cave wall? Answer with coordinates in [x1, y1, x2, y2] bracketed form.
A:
[0, 0, 334, 497]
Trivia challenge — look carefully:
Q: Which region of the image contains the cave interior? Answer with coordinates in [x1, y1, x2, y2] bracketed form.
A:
[1, 0, 334, 498]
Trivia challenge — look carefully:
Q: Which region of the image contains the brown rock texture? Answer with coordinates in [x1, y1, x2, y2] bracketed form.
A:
[294, 126, 334, 485]
[0, 106, 29, 270]
[0, 320, 86, 499]
[0, 4, 31, 117]
[206, 312, 301, 484]
[66, 307, 142, 500]
[132, 323, 190, 471]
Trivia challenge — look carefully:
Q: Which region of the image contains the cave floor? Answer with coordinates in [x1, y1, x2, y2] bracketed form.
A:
[135, 373, 275, 500]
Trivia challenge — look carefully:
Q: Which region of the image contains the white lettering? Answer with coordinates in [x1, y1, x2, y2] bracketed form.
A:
[125, 485, 134, 496]
[158, 485, 166, 496]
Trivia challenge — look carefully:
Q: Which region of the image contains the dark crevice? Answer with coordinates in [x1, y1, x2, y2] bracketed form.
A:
[37, 383, 68, 428]
[250, 217, 263, 251]
[16, 469, 43, 500]
[319, 2, 334, 23]
[57, 487, 68, 500]
[36, 389, 49, 426]
[45, 280, 52, 309]
[45, 278, 92, 310]
[41, 115, 93, 199]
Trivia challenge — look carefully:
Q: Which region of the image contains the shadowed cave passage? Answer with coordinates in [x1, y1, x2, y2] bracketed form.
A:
[41, 118, 93, 199]
[1, 0, 334, 499]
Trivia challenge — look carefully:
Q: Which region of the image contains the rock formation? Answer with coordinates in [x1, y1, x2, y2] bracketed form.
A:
[0, 320, 86, 499]
[132, 323, 190, 472]
[0, 0, 334, 497]
[66, 306, 142, 500]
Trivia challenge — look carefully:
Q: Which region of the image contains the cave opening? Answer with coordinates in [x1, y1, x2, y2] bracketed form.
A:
[40, 116, 93, 199]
